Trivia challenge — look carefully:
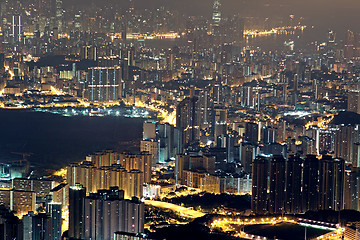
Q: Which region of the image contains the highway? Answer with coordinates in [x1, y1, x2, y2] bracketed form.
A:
[144, 200, 206, 219]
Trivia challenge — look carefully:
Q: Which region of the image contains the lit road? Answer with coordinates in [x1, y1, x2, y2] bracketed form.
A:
[210, 217, 342, 240]
[126, 99, 176, 125]
[144, 200, 205, 219]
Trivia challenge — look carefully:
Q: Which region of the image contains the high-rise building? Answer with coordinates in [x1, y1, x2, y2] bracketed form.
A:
[285, 155, 303, 214]
[345, 30, 356, 60]
[251, 155, 270, 214]
[141, 121, 182, 165]
[142, 121, 157, 140]
[23, 212, 49, 240]
[114, 232, 151, 240]
[347, 91, 360, 114]
[231, 15, 244, 46]
[140, 140, 159, 167]
[318, 155, 345, 211]
[251, 154, 346, 214]
[22, 207, 61, 240]
[0, 206, 21, 240]
[328, 30, 336, 44]
[83, 187, 144, 239]
[67, 159, 144, 199]
[343, 168, 360, 211]
[263, 126, 276, 144]
[334, 124, 359, 164]
[176, 96, 200, 147]
[11, 178, 55, 198]
[182, 170, 220, 193]
[211, 0, 222, 35]
[11, 15, 21, 44]
[213, 107, 227, 142]
[11, 190, 36, 217]
[158, 123, 183, 163]
[239, 142, 256, 174]
[175, 154, 217, 189]
[219, 174, 252, 195]
[118, 152, 152, 184]
[211, 84, 222, 105]
[302, 155, 320, 212]
[0, 189, 36, 217]
[85, 67, 123, 102]
[245, 122, 259, 145]
[175, 154, 188, 185]
[199, 89, 212, 128]
[47, 202, 62, 240]
[268, 155, 286, 214]
[68, 184, 86, 239]
[241, 86, 255, 108]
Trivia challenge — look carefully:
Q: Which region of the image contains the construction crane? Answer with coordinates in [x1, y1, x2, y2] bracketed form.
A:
[10, 152, 32, 164]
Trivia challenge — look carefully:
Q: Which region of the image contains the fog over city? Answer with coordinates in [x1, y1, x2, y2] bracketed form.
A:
[61, 0, 360, 36]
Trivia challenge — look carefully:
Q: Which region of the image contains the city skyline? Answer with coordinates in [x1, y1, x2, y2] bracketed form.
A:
[63, 0, 360, 34]
[1, 0, 360, 239]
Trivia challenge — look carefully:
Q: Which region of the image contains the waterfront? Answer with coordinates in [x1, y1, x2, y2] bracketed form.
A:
[0, 109, 144, 171]
[138, 27, 324, 52]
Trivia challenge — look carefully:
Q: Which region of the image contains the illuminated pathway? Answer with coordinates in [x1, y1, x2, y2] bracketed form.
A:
[211, 217, 343, 240]
[144, 200, 205, 219]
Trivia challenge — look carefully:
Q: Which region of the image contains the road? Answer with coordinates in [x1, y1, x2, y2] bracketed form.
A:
[144, 200, 206, 219]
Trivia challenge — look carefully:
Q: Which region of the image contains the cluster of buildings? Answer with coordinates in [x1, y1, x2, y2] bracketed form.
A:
[68, 185, 144, 240]
[0, 152, 150, 239]
[0, 178, 62, 239]
[67, 151, 152, 199]
[251, 154, 345, 215]
[2, 0, 360, 239]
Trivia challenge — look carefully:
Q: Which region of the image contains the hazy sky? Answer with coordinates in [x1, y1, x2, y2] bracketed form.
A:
[67, 0, 360, 35]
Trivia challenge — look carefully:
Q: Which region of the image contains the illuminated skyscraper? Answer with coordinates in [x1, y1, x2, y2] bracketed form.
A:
[176, 96, 200, 147]
[344, 30, 360, 60]
[328, 30, 336, 44]
[51, 0, 64, 29]
[241, 86, 255, 108]
[211, 0, 221, 35]
[83, 188, 144, 238]
[199, 89, 212, 128]
[11, 15, 21, 44]
[85, 67, 123, 102]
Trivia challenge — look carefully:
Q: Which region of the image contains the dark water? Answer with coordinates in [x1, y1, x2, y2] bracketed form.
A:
[0, 109, 143, 170]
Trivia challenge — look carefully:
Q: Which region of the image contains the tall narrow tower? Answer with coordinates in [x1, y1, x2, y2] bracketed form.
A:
[129, 0, 135, 12]
[11, 15, 21, 44]
[211, 0, 221, 35]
